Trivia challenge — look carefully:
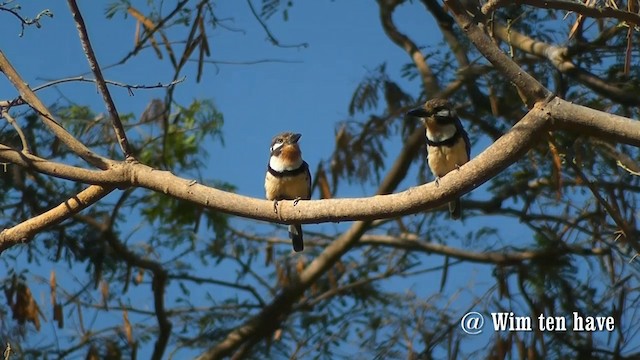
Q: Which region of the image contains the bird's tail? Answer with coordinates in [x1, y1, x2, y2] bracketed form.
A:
[449, 198, 461, 220]
[288, 224, 304, 252]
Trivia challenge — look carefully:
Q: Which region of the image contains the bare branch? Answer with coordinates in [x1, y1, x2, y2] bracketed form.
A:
[0, 185, 113, 252]
[0, 50, 111, 169]
[360, 234, 609, 264]
[168, 273, 265, 306]
[2, 98, 639, 229]
[492, 23, 640, 106]
[378, 0, 440, 96]
[444, 0, 551, 106]
[0, 4, 52, 36]
[246, 0, 308, 49]
[0, 108, 30, 153]
[0, 144, 125, 185]
[33, 76, 185, 93]
[484, 0, 640, 27]
[67, 0, 133, 160]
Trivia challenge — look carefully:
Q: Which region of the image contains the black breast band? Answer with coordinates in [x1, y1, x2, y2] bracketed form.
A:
[426, 129, 461, 147]
[268, 161, 309, 178]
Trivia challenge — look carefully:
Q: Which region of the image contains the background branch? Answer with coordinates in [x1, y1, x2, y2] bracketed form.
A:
[67, 0, 133, 159]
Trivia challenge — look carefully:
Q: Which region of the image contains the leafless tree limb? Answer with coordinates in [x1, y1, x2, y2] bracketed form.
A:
[484, 0, 640, 27]
[67, 0, 133, 160]
[245, 0, 308, 49]
[0, 50, 112, 169]
[0, 4, 52, 36]
[0, 108, 30, 153]
[0, 185, 113, 252]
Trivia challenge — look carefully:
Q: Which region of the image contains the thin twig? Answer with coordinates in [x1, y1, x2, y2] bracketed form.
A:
[0, 5, 53, 36]
[0, 77, 183, 108]
[0, 108, 30, 153]
[168, 273, 266, 306]
[568, 155, 640, 255]
[246, 0, 308, 49]
[32, 76, 185, 93]
[67, 0, 133, 160]
[194, 58, 302, 65]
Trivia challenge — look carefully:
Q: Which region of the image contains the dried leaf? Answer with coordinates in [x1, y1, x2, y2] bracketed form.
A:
[11, 283, 41, 331]
[265, 242, 273, 266]
[86, 345, 100, 360]
[547, 136, 563, 199]
[101, 280, 109, 309]
[273, 328, 282, 341]
[123, 309, 134, 345]
[313, 163, 332, 199]
[328, 268, 337, 290]
[276, 264, 288, 287]
[49, 270, 56, 307]
[134, 269, 144, 285]
[53, 303, 63, 329]
[296, 257, 305, 275]
[568, 14, 584, 40]
[127, 6, 163, 59]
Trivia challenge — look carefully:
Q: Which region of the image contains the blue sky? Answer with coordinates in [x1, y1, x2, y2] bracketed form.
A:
[0, 1, 596, 358]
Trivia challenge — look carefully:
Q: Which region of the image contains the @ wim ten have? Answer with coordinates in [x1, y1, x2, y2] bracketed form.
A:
[491, 312, 615, 332]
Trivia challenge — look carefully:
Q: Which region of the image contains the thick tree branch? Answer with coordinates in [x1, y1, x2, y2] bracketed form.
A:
[0, 51, 112, 169]
[1, 99, 639, 234]
[378, 0, 440, 96]
[444, 0, 551, 106]
[549, 98, 640, 146]
[484, 0, 640, 27]
[67, 0, 133, 159]
[0, 185, 113, 252]
[0, 144, 126, 185]
[492, 23, 640, 106]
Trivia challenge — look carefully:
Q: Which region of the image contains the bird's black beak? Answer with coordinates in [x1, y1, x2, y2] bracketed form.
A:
[291, 133, 302, 143]
[407, 107, 429, 118]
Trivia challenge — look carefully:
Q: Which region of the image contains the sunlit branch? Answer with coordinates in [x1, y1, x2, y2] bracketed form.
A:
[378, 0, 440, 96]
[0, 51, 112, 169]
[67, 0, 133, 160]
[483, 0, 640, 27]
[0, 185, 114, 253]
[491, 23, 640, 106]
[0, 144, 124, 185]
[445, 0, 551, 105]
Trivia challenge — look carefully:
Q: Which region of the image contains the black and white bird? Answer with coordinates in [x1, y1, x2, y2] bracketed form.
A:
[407, 99, 470, 219]
[264, 132, 312, 252]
